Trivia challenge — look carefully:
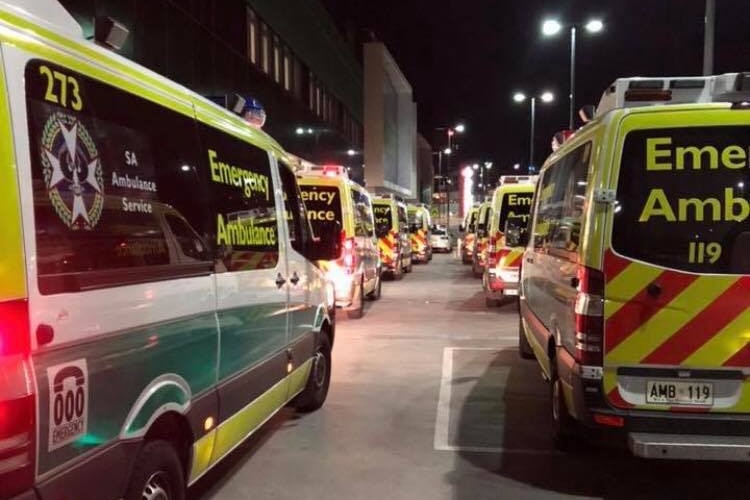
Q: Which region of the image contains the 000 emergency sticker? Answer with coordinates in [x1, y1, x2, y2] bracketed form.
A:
[47, 359, 88, 451]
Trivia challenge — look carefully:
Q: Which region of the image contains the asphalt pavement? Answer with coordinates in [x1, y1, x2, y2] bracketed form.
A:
[190, 253, 749, 500]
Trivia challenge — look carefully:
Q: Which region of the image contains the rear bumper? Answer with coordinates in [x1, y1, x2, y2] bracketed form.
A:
[629, 433, 750, 461]
[483, 268, 519, 299]
[559, 349, 750, 459]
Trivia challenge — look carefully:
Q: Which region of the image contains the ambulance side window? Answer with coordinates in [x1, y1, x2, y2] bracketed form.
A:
[25, 59, 213, 294]
[532, 142, 591, 253]
[278, 163, 311, 254]
[197, 123, 279, 272]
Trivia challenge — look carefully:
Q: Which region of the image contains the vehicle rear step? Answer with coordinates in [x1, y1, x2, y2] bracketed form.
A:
[629, 432, 750, 461]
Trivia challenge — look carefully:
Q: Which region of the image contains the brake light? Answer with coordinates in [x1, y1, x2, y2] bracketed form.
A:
[574, 266, 605, 366]
[0, 300, 35, 498]
[340, 232, 356, 272]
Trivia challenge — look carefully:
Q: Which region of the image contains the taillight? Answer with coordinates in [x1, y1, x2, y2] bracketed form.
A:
[487, 233, 509, 267]
[0, 300, 35, 498]
[574, 266, 605, 366]
[340, 232, 356, 272]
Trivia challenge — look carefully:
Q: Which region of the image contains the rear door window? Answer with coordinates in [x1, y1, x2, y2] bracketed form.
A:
[613, 126, 750, 274]
[498, 191, 534, 232]
[373, 204, 392, 238]
[300, 184, 342, 254]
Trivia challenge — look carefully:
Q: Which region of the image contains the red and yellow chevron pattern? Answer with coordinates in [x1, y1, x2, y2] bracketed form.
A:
[378, 230, 398, 266]
[601, 250, 750, 412]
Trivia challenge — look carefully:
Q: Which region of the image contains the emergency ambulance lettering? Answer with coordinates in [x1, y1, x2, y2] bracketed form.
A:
[208, 149, 270, 200]
[639, 188, 750, 223]
[646, 137, 750, 171]
[507, 194, 532, 206]
[216, 213, 276, 247]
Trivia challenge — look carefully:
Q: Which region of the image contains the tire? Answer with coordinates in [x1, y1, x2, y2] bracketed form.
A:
[367, 273, 382, 301]
[295, 335, 332, 413]
[124, 440, 185, 500]
[518, 316, 534, 359]
[346, 280, 364, 319]
[393, 260, 404, 281]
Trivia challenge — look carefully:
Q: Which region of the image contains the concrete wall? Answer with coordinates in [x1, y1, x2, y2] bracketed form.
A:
[364, 42, 417, 197]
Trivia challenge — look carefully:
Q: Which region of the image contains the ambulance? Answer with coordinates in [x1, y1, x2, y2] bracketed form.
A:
[407, 204, 433, 263]
[471, 200, 492, 277]
[459, 206, 479, 264]
[298, 165, 382, 319]
[519, 74, 750, 459]
[0, 3, 338, 499]
[482, 176, 536, 306]
[373, 195, 412, 279]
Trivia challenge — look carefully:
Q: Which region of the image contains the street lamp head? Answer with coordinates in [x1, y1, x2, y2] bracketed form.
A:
[541, 19, 562, 36]
[454, 123, 466, 133]
[472, 163, 479, 170]
[347, 149, 356, 156]
[443, 147, 452, 155]
[541, 91, 555, 103]
[513, 92, 526, 103]
[484, 162, 493, 169]
[307, 128, 313, 134]
[295, 127, 304, 135]
[513, 163, 521, 170]
[585, 19, 604, 33]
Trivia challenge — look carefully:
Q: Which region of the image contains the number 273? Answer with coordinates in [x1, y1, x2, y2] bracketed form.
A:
[39, 65, 82, 111]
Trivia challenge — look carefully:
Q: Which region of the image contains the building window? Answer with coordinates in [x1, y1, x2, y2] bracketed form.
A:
[247, 8, 258, 64]
[283, 48, 291, 91]
[294, 58, 305, 99]
[273, 35, 281, 83]
[261, 23, 270, 74]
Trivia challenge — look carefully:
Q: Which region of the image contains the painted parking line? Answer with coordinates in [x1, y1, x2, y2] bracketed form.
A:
[433, 347, 560, 455]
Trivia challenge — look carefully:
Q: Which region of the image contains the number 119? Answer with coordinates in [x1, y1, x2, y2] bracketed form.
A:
[688, 241, 721, 264]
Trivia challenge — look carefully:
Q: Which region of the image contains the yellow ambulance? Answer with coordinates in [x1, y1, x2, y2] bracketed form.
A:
[407, 204, 433, 263]
[519, 74, 750, 459]
[482, 176, 536, 306]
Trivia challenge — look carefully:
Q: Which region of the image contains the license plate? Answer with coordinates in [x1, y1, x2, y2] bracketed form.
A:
[646, 380, 713, 406]
[504, 289, 518, 296]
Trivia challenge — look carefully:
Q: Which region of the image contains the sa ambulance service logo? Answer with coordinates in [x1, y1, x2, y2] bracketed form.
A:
[40, 112, 104, 230]
[47, 359, 89, 451]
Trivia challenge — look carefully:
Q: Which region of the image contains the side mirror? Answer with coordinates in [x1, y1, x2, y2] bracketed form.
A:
[504, 216, 529, 248]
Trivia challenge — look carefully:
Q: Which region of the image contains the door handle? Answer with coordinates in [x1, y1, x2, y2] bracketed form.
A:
[275, 273, 286, 288]
[290, 272, 300, 285]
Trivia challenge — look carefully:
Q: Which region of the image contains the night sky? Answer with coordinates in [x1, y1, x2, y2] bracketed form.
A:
[322, 0, 750, 180]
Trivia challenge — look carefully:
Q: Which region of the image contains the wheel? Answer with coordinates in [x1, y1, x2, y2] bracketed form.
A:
[551, 370, 579, 450]
[472, 263, 482, 278]
[295, 335, 332, 412]
[367, 272, 382, 301]
[124, 440, 185, 500]
[518, 316, 534, 359]
[347, 280, 364, 319]
[393, 261, 404, 281]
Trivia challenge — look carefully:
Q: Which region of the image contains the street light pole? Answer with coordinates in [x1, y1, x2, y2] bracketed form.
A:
[703, 0, 715, 75]
[569, 26, 576, 130]
[542, 18, 602, 130]
[529, 96, 536, 171]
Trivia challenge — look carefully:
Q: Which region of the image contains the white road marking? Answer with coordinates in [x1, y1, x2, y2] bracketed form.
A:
[433, 347, 560, 455]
